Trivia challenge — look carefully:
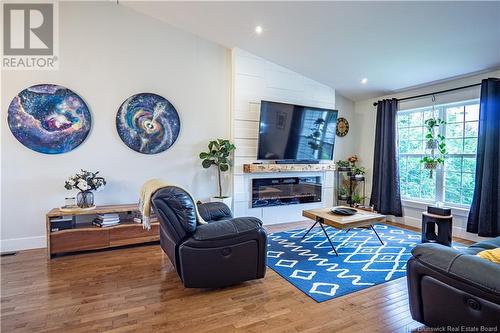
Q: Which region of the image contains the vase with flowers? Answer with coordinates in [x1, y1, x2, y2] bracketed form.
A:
[64, 170, 106, 209]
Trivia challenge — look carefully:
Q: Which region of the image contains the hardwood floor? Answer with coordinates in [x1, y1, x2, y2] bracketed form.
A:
[1, 221, 472, 333]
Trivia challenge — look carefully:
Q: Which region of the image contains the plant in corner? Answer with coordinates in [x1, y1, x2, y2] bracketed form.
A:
[338, 187, 349, 200]
[352, 166, 366, 180]
[199, 139, 236, 204]
[420, 118, 447, 178]
[351, 193, 366, 207]
[64, 169, 106, 209]
[336, 160, 351, 171]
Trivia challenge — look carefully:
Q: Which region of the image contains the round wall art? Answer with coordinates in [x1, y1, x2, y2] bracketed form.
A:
[7, 84, 92, 154]
[116, 93, 180, 154]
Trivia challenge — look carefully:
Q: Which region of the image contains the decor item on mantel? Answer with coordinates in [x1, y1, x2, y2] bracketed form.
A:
[7, 84, 92, 154]
[116, 93, 180, 154]
[64, 169, 106, 209]
[199, 139, 236, 206]
[420, 116, 447, 178]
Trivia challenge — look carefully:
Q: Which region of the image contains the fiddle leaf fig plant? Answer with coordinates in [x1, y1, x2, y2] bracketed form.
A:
[199, 139, 236, 198]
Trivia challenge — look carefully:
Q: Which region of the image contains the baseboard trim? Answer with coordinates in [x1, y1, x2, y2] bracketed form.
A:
[1, 236, 46, 252]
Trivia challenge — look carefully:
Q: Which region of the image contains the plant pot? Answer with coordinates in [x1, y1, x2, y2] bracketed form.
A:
[77, 190, 94, 208]
[338, 195, 348, 201]
[424, 161, 439, 179]
[354, 174, 365, 180]
[426, 140, 438, 150]
[337, 167, 351, 172]
[424, 161, 438, 170]
[210, 196, 232, 209]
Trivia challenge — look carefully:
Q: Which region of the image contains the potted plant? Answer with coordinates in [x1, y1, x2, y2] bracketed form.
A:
[199, 139, 236, 207]
[420, 117, 447, 178]
[351, 193, 365, 207]
[421, 156, 445, 178]
[352, 166, 366, 180]
[347, 155, 359, 166]
[336, 160, 351, 171]
[425, 118, 446, 149]
[338, 187, 349, 200]
[64, 169, 106, 209]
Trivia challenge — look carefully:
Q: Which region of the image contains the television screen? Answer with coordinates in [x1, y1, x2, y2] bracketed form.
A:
[257, 101, 338, 161]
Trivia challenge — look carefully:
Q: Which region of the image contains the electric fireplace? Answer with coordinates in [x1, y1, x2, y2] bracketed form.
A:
[251, 176, 322, 208]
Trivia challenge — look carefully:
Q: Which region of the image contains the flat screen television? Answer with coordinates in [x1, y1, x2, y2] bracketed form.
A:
[257, 101, 338, 161]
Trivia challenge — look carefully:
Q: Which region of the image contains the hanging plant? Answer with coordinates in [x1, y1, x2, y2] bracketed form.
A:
[420, 117, 447, 178]
[424, 118, 446, 149]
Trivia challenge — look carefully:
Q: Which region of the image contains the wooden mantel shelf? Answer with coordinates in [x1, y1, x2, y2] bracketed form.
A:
[243, 163, 336, 173]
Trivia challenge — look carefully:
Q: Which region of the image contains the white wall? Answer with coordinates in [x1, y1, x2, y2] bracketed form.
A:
[1, 2, 231, 251]
[334, 92, 356, 160]
[353, 70, 500, 241]
[231, 48, 355, 224]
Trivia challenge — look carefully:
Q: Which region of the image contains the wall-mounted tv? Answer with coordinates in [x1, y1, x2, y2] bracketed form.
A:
[257, 101, 338, 161]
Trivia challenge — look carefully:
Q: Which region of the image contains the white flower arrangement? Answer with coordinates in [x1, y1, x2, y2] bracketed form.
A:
[65, 169, 106, 192]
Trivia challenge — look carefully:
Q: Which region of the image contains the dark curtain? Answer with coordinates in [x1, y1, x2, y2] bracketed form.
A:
[467, 78, 500, 237]
[369, 98, 403, 216]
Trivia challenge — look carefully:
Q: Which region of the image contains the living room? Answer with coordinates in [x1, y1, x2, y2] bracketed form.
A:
[1, 1, 499, 332]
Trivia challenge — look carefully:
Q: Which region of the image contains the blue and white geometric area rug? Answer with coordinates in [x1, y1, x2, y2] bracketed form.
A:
[267, 224, 423, 302]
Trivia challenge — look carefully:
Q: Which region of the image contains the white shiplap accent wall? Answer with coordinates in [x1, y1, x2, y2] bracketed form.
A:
[231, 48, 336, 224]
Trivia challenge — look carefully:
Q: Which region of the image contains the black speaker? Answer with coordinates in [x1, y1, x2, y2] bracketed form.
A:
[427, 206, 451, 216]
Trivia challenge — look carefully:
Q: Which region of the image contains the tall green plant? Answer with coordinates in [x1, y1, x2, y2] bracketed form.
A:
[199, 139, 236, 198]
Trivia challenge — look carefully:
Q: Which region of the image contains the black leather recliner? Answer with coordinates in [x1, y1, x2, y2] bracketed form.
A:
[151, 186, 267, 288]
[407, 238, 500, 328]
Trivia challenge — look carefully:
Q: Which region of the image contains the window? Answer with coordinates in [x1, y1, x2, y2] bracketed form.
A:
[397, 99, 479, 207]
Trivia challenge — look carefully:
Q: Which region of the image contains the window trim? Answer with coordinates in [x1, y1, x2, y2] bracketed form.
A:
[397, 98, 479, 209]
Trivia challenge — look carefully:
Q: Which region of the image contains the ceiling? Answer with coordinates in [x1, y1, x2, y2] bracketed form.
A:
[123, 1, 500, 101]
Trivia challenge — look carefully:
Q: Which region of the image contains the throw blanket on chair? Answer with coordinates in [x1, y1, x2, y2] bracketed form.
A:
[139, 179, 207, 230]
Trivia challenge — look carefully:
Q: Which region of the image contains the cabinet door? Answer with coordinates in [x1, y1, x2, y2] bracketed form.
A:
[109, 224, 159, 247]
[51, 229, 109, 254]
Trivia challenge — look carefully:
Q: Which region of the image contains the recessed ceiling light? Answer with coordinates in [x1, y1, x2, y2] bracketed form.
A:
[255, 25, 263, 35]
[361, 78, 368, 84]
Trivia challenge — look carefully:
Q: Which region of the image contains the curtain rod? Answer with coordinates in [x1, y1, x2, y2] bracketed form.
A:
[372, 82, 481, 107]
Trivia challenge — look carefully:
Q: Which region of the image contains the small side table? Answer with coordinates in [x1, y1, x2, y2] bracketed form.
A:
[421, 211, 453, 246]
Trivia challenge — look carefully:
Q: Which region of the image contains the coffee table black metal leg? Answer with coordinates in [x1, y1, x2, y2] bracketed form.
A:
[301, 221, 318, 240]
[370, 225, 384, 245]
[319, 221, 338, 256]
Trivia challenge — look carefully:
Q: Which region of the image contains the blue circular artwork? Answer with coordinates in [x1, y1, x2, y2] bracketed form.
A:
[7, 84, 92, 154]
[116, 93, 180, 154]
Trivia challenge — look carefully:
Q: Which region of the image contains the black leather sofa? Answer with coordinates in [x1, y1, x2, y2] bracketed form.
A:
[407, 237, 500, 329]
[151, 186, 267, 288]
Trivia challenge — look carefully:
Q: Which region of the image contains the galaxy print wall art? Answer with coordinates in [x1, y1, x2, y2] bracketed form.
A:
[7, 84, 92, 154]
[116, 93, 180, 154]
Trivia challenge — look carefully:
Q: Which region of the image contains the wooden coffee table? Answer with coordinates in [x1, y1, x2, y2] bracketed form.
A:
[302, 206, 387, 256]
